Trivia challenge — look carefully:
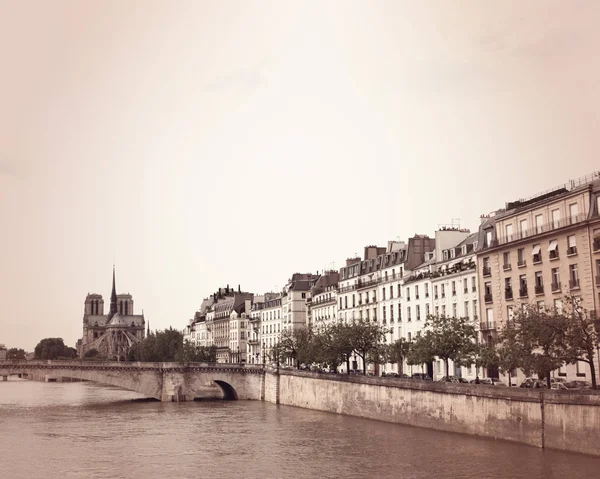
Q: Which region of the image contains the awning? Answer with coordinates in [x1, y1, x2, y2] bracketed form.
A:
[548, 240, 558, 252]
[532, 244, 541, 255]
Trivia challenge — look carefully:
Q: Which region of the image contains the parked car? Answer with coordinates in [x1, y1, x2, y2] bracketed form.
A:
[469, 378, 506, 386]
[411, 373, 432, 380]
[564, 380, 593, 390]
[381, 372, 398, 378]
[520, 378, 547, 388]
[551, 382, 568, 390]
[551, 377, 567, 384]
[439, 376, 469, 383]
[397, 373, 411, 379]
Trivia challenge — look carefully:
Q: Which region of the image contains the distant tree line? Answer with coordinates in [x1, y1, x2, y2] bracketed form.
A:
[127, 328, 217, 362]
[33, 338, 77, 360]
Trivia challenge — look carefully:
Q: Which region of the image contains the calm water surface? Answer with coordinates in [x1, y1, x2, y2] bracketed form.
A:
[1, 378, 599, 478]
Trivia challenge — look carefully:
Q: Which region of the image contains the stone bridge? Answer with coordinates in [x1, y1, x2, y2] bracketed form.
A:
[0, 360, 266, 401]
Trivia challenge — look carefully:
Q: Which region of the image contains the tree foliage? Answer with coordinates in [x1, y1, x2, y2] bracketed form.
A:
[128, 327, 184, 362]
[278, 327, 315, 368]
[406, 315, 477, 377]
[182, 341, 217, 362]
[34, 338, 77, 360]
[7, 348, 26, 360]
[383, 338, 411, 375]
[347, 319, 389, 374]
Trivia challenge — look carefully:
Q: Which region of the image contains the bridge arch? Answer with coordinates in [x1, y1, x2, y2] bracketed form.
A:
[213, 380, 238, 400]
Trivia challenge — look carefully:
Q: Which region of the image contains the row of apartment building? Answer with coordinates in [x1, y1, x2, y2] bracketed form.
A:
[184, 171, 600, 383]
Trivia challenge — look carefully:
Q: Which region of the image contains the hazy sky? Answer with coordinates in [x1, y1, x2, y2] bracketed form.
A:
[1, 1, 599, 350]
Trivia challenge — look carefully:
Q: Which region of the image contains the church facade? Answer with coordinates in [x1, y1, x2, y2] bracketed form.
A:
[77, 267, 146, 360]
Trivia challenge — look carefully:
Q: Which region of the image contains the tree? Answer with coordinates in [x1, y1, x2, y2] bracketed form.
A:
[407, 315, 477, 377]
[129, 327, 184, 362]
[562, 297, 598, 390]
[83, 348, 100, 359]
[182, 341, 218, 362]
[7, 348, 26, 360]
[279, 327, 315, 369]
[384, 338, 411, 375]
[311, 323, 347, 372]
[497, 305, 569, 388]
[347, 319, 389, 374]
[34, 338, 77, 360]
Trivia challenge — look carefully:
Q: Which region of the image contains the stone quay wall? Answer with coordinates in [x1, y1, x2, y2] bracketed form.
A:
[268, 369, 600, 457]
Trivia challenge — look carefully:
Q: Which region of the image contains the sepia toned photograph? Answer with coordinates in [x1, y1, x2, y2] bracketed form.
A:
[1, 1, 600, 478]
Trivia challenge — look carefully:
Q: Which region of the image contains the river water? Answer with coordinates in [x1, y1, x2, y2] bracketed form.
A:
[0, 378, 599, 478]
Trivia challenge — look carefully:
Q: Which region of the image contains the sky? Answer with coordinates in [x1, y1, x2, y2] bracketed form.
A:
[1, 1, 599, 351]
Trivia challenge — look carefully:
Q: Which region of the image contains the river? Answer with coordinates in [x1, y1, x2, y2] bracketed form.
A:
[0, 377, 599, 478]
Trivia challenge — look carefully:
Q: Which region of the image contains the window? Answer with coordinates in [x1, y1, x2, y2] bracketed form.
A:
[569, 264, 579, 288]
[532, 244, 542, 263]
[464, 301, 469, 318]
[452, 281, 456, 296]
[452, 303, 457, 317]
[443, 250, 449, 260]
[407, 307, 412, 322]
[345, 296, 348, 309]
[576, 361, 586, 377]
[567, 235, 577, 255]
[441, 284, 446, 298]
[442, 305, 446, 316]
[507, 305, 514, 322]
[472, 276, 477, 292]
[569, 202, 579, 219]
[535, 271, 544, 294]
[485, 230, 493, 247]
[425, 303, 430, 317]
[535, 214, 543, 234]
[416, 305, 421, 321]
[551, 268, 560, 290]
[434, 285, 439, 299]
[415, 285, 419, 300]
[301, 292, 306, 299]
[548, 239, 559, 259]
[505, 224, 513, 240]
[390, 285, 393, 298]
[397, 284, 401, 297]
[352, 294, 356, 307]
[382, 288, 386, 300]
[435, 306, 439, 316]
[503, 251, 511, 270]
[383, 307, 387, 322]
[519, 275, 528, 296]
[398, 304, 402, 321]
[486, 308, 494, 327]
[406, 287, 410, 301]
[390, 305, 394, 322]
[551, 209, 560, 228]
[339, 298, 343, 310]
[407, 332, 412, 342]
[484, 282, 492, 302]
[463, 278, 468, 293]
[554, 298, 563, 314]
[537, 301, 545, 312]
[425, 283, 429, 297]
[473, 300, 478, 318]
[517, 248, 525, 266]
[520, 218, 528, 236]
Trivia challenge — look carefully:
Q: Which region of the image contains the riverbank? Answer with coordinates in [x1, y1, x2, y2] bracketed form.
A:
[265, 369, 600, 457]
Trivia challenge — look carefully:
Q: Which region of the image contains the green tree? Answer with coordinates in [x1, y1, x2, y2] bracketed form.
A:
[34, 338, 77, 360]
[311, 324, 346, 372]
[384, 338, 411, 375]
[347, 319, 389, 374]
[406, 315, 477, 377]
[182, 341, 218, 362]
[7, 348, 26, 360]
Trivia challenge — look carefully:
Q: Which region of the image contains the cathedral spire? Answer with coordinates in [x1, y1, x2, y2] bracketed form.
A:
[109, 265, 118, 319]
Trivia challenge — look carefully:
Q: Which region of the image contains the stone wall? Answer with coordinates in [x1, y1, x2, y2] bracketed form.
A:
[270, 370, 600, 456]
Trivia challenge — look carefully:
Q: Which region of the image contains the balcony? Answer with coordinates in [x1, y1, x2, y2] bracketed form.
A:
[533, 254, 542, 264]
[567, 246, 577, 256]
[357, 278, 381, 290]
[517, 260, 526, 268]
[482, 213, 588, 249]
[535, 285, 544, 295]
[479, 321, 495, 331]
[311, 296, 337, 307]
[338, 284, 357, 294]
[505, 288, 513, 300]
[549, 250, 559, 260]
[248, 339, 260, 346]
[483, 266, 491, 277]
[503, 263, 512, 271]
[551, 282, 561, 292]
[569, 279, 580, 290]
[519, 286, 528, 298]
[484, 293, 493, 303]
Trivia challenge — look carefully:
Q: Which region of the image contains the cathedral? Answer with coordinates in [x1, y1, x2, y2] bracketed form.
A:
[77, 267, 146, 360]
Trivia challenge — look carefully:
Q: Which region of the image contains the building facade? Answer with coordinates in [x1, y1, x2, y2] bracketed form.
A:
[77, 267, 146, 360]
[477, 171, 600, 383]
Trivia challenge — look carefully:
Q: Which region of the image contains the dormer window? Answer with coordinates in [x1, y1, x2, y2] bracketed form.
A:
[450, 249, 456, 259]
[443, 250, 449, 261]
[473, 241, 478, 251]
[461, 245, 467, 255]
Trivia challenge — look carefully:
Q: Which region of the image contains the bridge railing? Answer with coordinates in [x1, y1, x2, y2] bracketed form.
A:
[0, 359, 265, 370]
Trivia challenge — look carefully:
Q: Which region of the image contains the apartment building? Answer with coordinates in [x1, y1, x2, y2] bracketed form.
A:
[259, 294, 283, 364]
[307, 271, 339, 328]
[477, 171, 600, 382]
[378, 241, 407, 348]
